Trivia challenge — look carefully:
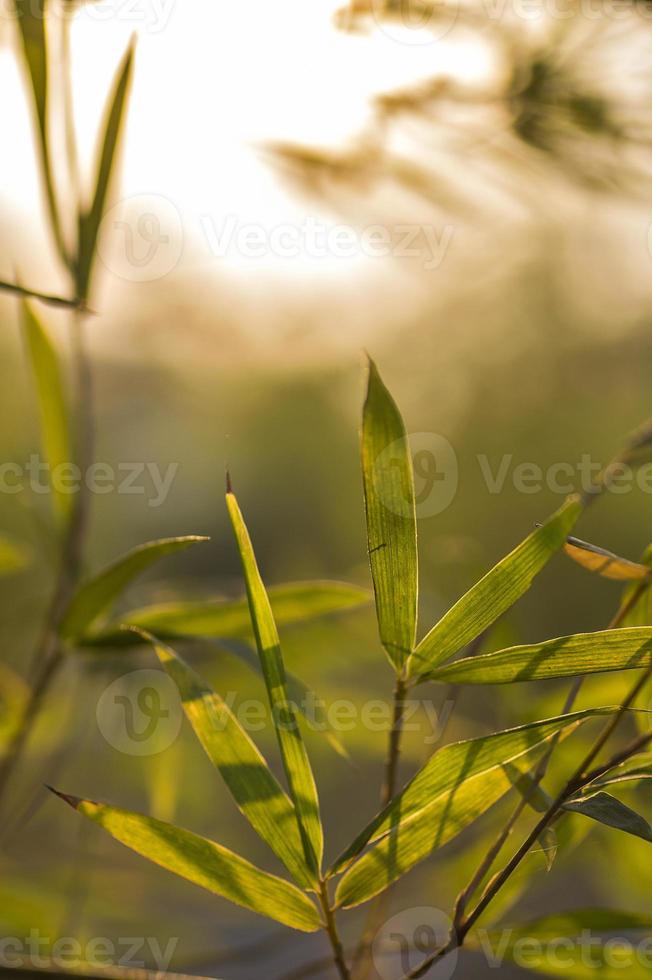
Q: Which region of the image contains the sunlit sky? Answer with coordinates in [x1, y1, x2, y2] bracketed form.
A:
[0, 0, 494, 283]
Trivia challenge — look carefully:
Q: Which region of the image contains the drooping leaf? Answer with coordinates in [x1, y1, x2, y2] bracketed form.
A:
[563, 535, 650, 581]
[22, 302, 71, 521]
[226, 490, 323, 881]
[216, 639, 350, 761]
[138, 633, 314, 889]
[49, 791, 321, 932]
[14, 0, 69, 267]
[60, 536, 208, 640]
[428, 627, 652, 686]
[361, 357, 417, 670]
[79, 580, 371, 646]
[332, 708, 614, 906]
[565, 791, 652, 844]
[409, 497, 582, 680]
[76, 37, 135, 300]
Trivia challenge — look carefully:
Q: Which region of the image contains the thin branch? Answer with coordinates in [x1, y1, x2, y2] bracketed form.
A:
[318, 880, 351, 980]
[0, 279, 83, 311]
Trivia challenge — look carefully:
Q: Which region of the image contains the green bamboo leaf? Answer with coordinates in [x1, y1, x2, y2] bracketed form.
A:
[565, 791, 652, 844]
[474, 909, 652, 979]
[362, 357, 417, 670]
[409, 496, 583, 680]
[49, 790, 321, 932]
[226, 489, 323, 882]
[428, 627, 652, 686]
[79, 580, 371, 646]
[76, 37, 135, 300]
[587, 753, 652, 789]
[216, 639, 350, 761]
[14, 0, 69, 267]
[137, 632, 315, 890]
[22, 302, 71, 521]
[563, 536, 650, 581]
[332, 708, 613, 905]
[60, 536, 208, 640]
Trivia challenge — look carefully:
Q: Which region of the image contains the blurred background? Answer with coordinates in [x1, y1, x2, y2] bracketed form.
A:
[1, 0, 652, 977]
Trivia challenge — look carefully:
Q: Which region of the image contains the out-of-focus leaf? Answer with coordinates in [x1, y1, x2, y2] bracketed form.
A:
[587, 753, 652, 789]
[565, 791, 652, 843]
[13, 0, 69, 267]
[409, 497, 582, 680]
[618, 545, 652, 627]
[76, 37, 135, 300]
[139, 633, 314, 890]
[217, 638, 350, 761]
[60, 536, 208, 640]
[563, 535, 650, 581]
[49, 791, 321, 932]
[226, 490, 323, 882]
[361, 357, 417, 670]
[473, 909, 652, 979]
[22, 302, 71, 521]
[332, 708, 613, 906]
[80, 580, 371, 646]
[0, 664, 29, 749]
[429, 627, 652, 685]
[0, 536, 30, 575]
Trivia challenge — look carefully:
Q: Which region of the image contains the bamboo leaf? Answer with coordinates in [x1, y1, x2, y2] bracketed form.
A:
[49, 790, 321, 932]
[226, 489, 323, 882]
[563, 536, 650, 581]
[60, 536, 208, 640]
[22, 302, 71, 521]
[565, 791, 652, 843]
[409, 497, 582, 680]
[137, 632, 315, 889]
[587, 753, 652, 789]
[362, 357, 417, 670]
[428, 627, 652, 686]
[76, 37, 135, 300]
[332, 708, 613, 906]
[79, 580, 371, 646]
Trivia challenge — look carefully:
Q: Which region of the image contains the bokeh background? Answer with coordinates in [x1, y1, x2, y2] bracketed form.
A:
[1, 1, 652, 977]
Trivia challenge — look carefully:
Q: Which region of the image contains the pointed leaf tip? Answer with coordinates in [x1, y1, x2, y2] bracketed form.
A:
[46, 786, 82, 810]
[226, 470, 233, 494]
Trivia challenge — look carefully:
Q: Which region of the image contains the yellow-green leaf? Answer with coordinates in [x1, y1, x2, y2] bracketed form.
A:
[565, 791, 652, 843]
[49, 791, 321, 932]
[80, 580, 371, 646]
[226, 490, 323, 883]
[332, 708, 613, 906]
[0, 536, 30, 576]
[563, 535, 650, 581]
[140, 633, 314, 889]
[362, 357, 417, 670]
[60, 536, 208, 640]
[409, 496, 582, 680]
[22, 302, 71, 521]
[429, 627, 652, 686]
[76, 37, 135, 300]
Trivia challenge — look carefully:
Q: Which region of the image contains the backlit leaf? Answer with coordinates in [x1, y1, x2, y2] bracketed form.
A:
[428, 627, 652, 685]
[565, 791, 652, 844]
[409, 497, 582, 680]
[362, 357, 417, 670]
[563, 536, 650, 581]
[49, 791, 321, 932]
[60, 536, 208, 640]
[226, 490, 323, 882]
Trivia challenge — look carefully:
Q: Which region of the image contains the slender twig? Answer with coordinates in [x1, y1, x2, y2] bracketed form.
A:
[401, 660, 652, 979]
[0, 279, 82, 310]
[318, 880, 351, 980]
